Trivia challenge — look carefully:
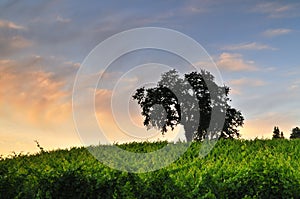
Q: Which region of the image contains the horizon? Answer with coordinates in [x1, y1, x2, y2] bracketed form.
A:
[1, 0, 300, 156]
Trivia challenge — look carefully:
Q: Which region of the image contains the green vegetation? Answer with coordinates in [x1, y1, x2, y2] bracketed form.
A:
[272, 126, 284, 139]
[290, 127, 300, 139]
[1, 139, 300, 198]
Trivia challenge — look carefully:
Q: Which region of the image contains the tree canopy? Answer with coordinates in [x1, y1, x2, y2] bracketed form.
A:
[272, 126, 284, 139]
[290, 127, 300, 139]
[132, 69, 244, 141]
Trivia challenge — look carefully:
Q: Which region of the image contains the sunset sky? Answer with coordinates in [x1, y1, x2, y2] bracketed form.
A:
[1, 0, 300, 156]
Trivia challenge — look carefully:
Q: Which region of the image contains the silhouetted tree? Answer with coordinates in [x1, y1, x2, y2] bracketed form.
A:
[132, 69, 244, 141]
[280, 131, 284, 139]
[272, 126, 281, 139]
[290, 127, 300, 139]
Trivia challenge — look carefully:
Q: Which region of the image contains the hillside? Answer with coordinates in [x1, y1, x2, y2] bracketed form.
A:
[1, 139, 300, 198]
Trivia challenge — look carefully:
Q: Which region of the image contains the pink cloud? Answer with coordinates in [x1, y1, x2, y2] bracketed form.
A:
[0, 19, 26, 30]
[216, 53, 258, 71]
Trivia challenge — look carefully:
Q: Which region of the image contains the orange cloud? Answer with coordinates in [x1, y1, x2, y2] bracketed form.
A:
[0, 59, 71, 126]
[95, 88, 113, 114]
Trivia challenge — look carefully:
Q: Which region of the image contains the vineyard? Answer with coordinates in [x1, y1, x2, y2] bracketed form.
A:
[1, 139, 300, 198]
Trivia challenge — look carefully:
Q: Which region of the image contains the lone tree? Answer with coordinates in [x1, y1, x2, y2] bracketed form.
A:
[272, 126, 284, 139]
[280, 131, 284, 139]
[132, 69, 244, 141]
[290, 127, 300, 139]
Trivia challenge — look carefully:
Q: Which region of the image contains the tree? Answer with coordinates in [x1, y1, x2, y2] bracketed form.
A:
[132, 69, 244, 141]
[280, 131, 284, 139]
[290, 127, 300, 139]
[272, 126, 281, 139]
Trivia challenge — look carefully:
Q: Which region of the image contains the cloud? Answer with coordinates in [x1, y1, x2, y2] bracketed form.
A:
[182, 5, 207, 15]
[288, 80, 300, 91]
[181, 1, 221, 16]
[0, 19, 26, 30]
[0, 32, 32, 57]
[56, 15, 71, 23]
[216, 53, 258, 71]
[221, 42, 277, 51]
[9, 36, 31, 48]
[0, 58, 71, 126]
[228, 78, 266, 87]
[252, 2, 300, 18]
[262, 28, 292, 37]
[95, 88, 113, 115]
[226, 78, 266, 95]
[284, 70, 300, 77]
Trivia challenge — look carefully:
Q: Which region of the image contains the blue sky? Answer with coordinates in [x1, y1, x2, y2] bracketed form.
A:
[0, 0, 300, 155]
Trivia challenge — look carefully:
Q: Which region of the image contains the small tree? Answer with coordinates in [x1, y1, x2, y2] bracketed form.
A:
[290, 127, 300, 139]
[280, 131, 284, 139]
[272, 126, 281, 139]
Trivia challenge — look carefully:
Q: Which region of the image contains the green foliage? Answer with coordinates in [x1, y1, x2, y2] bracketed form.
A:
[1, 139, 300, 198]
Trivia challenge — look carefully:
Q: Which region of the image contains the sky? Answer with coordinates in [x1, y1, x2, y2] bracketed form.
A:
[0, 0, 300, 156]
